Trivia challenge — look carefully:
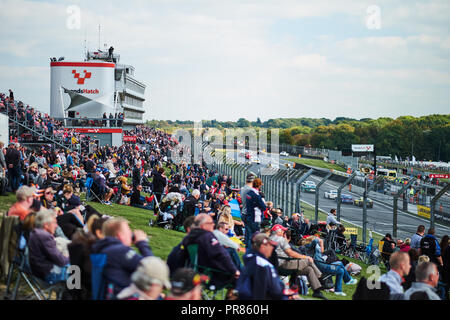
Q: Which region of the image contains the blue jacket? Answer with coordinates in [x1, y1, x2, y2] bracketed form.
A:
[237, 250, 287, 300]
[91, 237, 153, 293]
[245, 189, 266, 223]
[167, 242, 184, 276]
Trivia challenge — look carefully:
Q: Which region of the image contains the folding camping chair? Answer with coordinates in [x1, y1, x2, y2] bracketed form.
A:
[85, 177, 105, 204]
[4, 226, 65, 300]
[186, 244, 235, 300]
[90, 253, 115, 300]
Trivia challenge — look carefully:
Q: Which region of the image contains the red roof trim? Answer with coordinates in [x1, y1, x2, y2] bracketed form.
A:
[50, 62, 115, 68]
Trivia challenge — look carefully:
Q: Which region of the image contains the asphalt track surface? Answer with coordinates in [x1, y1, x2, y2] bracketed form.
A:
[226, 150, 449, 240]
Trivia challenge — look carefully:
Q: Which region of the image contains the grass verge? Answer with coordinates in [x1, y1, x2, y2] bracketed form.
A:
[286, 158, 347, 172]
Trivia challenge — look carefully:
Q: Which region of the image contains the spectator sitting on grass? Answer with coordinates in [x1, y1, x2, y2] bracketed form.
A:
[118, 176, 132, 196]
[310, 236, 358, 296]
[269, 224, 326, 300]
[130, 185, 152, 210]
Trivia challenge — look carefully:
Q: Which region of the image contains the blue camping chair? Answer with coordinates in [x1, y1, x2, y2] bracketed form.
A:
[85, 177, 104, 203]
[90, 253, 115, 300]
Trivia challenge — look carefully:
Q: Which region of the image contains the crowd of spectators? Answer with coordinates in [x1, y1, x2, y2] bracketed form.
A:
[0, 90, 449, 301]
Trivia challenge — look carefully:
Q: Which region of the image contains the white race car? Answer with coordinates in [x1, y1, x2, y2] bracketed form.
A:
[324, 189, 338, 200]
[280, 151, 289, 157]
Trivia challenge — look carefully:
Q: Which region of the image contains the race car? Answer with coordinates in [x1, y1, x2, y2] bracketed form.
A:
[324, 189, 338, 200]
[338, 194, 353, 204]
[301, 181, 316, 193]
[353, 197, 374, 208]
[280, 151, 289, 157]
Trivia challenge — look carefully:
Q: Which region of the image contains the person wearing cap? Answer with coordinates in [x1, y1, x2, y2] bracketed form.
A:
[7, 185, 37, 221]
[26, 162, 40, 186]
[236, 233, 288, 300]
[93, 168, 114, 205]
[270, 224, 327, 299]
[117, 256, 171, 300]
[40, 183, 62, 213]
[91, 217, 153, 295]
[382, 233, 396, 269]
[165, 268, 204, 300]
[57, 196, 85, 240]
[244, 178, 266, 249]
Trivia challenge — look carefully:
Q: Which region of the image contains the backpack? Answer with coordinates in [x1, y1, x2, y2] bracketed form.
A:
[420, 236, 436, 259]
[293, 275, 309, 295]
[345, 262, 362, 275]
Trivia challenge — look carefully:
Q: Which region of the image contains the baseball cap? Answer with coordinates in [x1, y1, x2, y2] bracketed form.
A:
[246, 172, 256, 182]
[252, 233, 278, 248]
[170, 268, 208, 296]
[135, 257, 171, 289]
[271, 224, 288, 232]
[67, 196, 82, 210]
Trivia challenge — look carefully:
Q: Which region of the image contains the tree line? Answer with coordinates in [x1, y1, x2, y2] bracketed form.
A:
[147, 115, 449, 162]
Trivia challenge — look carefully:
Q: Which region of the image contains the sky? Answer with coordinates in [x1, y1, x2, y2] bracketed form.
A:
[0, 0, 449, 122]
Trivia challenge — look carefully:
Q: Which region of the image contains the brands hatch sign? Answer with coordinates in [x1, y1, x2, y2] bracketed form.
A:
[352, 144, 374, 152]
[68, 69, 100, 94]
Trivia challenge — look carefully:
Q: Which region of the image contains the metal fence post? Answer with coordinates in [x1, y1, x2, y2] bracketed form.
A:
[430, 183, 450, 231]
[392, 178, 416, 238]
[267, 167, 278, 204]
[337, 172, 357, 222]
[272, 170, 285, 208]
[315, 172, 333, 222]
[296, 169, 314, 217]
[357, 176, 384, 243]
[290, 170, 303, 214]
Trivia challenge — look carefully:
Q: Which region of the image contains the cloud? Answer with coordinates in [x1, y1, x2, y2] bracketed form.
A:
[0, 0, 449, 122]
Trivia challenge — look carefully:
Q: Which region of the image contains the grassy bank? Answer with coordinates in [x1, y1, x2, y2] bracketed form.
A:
[287, 158, 347, 172]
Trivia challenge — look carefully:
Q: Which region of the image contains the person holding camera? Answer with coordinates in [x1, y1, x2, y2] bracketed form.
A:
[91, 217, 153, 296]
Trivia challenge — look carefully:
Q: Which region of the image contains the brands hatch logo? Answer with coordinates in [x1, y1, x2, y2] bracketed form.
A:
[69, 69, 99, 94]
[72, 69, 91, 85]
